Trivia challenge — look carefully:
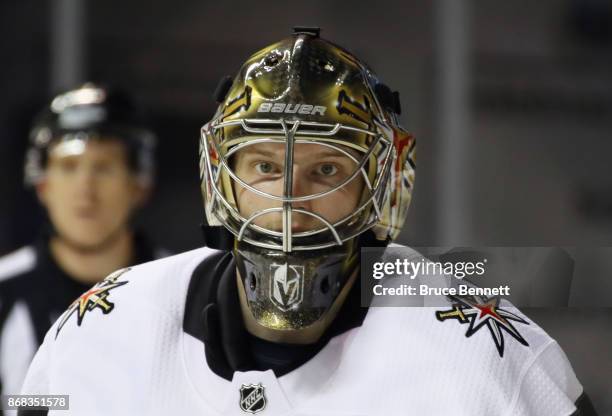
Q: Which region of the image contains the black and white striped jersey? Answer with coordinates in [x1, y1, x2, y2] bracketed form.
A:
[0, 233, 166, 409]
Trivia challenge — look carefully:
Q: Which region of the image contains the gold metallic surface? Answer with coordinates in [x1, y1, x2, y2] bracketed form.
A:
[200, 32, 416, 244]
[237, 267, 359, 344]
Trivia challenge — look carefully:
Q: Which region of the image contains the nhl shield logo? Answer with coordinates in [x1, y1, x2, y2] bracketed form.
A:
[270, 263, 304, 311]
[239, 383, 266, 413]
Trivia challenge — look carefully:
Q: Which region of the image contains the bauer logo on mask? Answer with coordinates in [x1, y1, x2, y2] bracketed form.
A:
[270, 264, 304, 311]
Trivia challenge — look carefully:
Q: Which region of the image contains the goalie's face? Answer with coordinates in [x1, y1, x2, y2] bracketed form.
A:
[232, 142, 364, 233]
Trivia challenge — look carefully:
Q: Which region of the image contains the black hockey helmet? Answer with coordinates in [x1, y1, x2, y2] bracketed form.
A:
[24, 83, 156, 186]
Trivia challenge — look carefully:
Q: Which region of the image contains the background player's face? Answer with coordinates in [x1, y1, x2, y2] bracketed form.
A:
[36, 139, 146, 249]
[232, 142, 364, 232]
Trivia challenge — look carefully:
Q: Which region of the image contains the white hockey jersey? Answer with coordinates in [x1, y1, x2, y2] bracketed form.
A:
[20, 247, 584, 415]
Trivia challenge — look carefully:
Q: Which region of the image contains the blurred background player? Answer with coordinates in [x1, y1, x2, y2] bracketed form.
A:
[0, 83, 167, 402]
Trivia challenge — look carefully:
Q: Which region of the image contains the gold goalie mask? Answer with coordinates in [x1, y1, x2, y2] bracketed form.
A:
[200, 28, 416, 343]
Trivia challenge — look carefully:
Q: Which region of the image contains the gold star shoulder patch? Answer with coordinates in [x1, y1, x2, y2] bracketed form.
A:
[435, 295, 529, 357]
[55, 268, 130, 338]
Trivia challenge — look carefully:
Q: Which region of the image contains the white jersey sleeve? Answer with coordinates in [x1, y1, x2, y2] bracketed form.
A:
[509, 340, 583, 416]
[19, 325, 53, 396]
[17, 248, 215, 415]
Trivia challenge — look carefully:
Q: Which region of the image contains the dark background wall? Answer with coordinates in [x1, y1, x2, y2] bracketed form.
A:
[0, 0, 610, 412]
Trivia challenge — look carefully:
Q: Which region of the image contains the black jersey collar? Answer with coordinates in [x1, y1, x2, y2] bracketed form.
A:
[183, 251, 368, 381]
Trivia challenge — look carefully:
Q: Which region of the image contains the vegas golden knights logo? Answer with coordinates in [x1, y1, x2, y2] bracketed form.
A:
[436, 295, 529, 357]
[55, 268, 130, 338]
[270, 263, 304, 311]
[239, 383, 266, 413]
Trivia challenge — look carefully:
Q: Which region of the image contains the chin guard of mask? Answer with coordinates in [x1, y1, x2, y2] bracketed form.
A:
[234, 240, 355, 332]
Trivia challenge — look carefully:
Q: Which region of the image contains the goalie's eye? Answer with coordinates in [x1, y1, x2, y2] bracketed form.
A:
[255, 161, 277, 175]
[316, 163, 338, 176]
